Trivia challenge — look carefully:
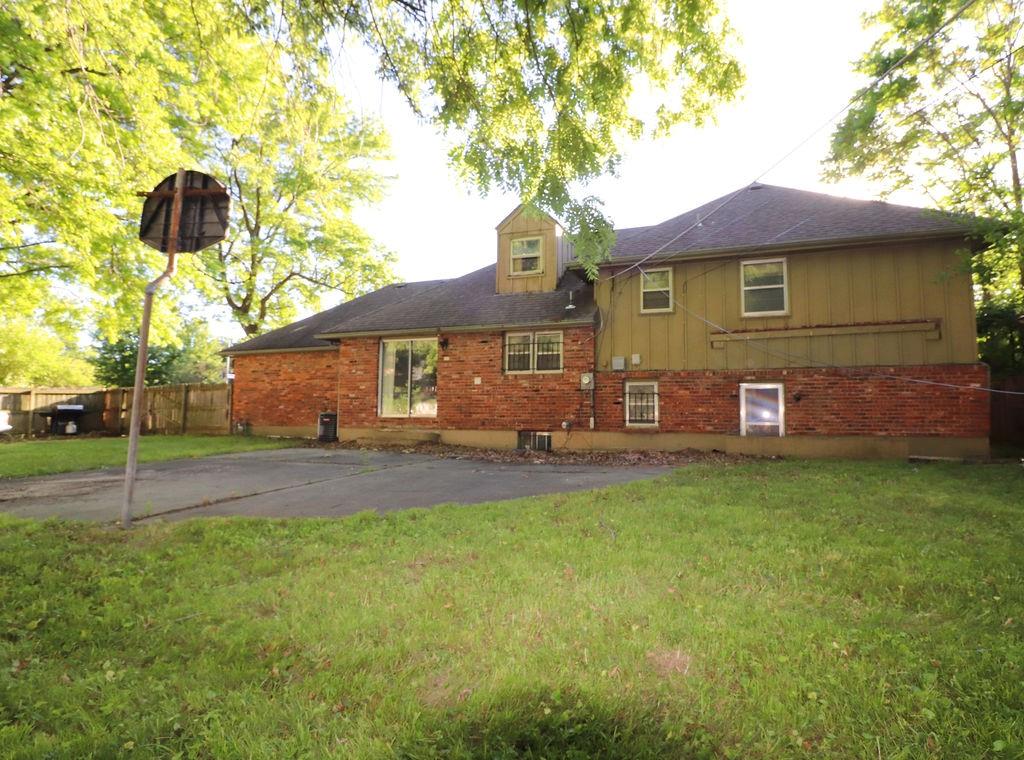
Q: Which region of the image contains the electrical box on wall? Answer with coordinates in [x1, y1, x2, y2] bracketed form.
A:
[611, 356, 626, 371]
[631, 354, 642, 366]
[580, 372, 594, 390]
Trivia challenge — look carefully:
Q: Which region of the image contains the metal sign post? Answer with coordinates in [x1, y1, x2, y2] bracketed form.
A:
[121, 169, 229, 529]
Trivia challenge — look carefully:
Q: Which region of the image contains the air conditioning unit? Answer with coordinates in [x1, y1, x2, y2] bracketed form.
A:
[517, 431, 553, 452]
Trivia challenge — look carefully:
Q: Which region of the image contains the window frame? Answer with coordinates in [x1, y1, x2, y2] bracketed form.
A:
[503, 330, 564, 374]
[639, 267, 674, 314]
[740, 257, 789, 317]
[739, 382, 785, 437]
[624, 381, 659, 427]
[510, 236, 544, 277]
[377, 337, 438, 419]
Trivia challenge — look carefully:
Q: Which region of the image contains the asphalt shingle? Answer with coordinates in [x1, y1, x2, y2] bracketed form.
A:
[609, 183, 969, 260]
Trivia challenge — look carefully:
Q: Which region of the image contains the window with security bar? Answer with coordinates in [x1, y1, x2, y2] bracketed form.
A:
[504, 331, 563, 373]
[625, 381, 659, 426]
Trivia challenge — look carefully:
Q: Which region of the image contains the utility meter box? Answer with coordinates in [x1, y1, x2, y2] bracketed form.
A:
[580, 372, 594, 390]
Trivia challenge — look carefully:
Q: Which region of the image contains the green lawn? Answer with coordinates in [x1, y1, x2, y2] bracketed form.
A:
[0, 435, 297, 479]
[1, 460, 1021, 758]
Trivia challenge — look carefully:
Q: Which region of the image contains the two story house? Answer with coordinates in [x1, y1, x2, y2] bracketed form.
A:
[224, 184, 990, 458]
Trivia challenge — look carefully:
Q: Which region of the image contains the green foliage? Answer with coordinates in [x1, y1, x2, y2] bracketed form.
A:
[90, 320, 226, 387]
[0, 435, 296, 479]
[242, 0, 744, 272]
[184, 58, 395, 335]
[0, 460, 1022, 756]
[1, 0, 395, 341]
[0, 318, 95, 386]
[824, 0, 1024, 368]
[977, 297, 1024, 376]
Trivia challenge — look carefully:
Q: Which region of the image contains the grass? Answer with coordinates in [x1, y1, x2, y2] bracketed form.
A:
[0, 459, 1022, 758]
[0, 435, 298, 479]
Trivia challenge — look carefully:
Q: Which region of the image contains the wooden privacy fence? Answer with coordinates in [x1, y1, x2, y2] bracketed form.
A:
[991, 375, 1024, 445]
[0, 383, 231, 437]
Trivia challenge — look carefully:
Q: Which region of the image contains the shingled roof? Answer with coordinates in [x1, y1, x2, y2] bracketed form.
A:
[224, 265, 593, 353]
[317, 264, 594, 337]
[609, 183, 970, 261]
[222, 279, 444, 354]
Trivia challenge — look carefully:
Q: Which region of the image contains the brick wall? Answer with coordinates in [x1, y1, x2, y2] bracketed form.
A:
[437, 328, 594, 430]
[233, 338, 989, 440]
[336, 327, 594, 430]
[594, 364, 990, 438]
[231, 350, 337, 429]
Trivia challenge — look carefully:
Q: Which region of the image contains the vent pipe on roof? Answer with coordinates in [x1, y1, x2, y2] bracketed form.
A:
[565, 290, 576, 310]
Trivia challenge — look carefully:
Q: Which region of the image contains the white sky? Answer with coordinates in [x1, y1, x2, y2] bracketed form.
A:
[332, 0, 920, 291]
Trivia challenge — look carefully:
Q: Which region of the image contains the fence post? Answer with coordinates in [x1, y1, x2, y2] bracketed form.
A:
[180, 384, 190, 435]
[24, 389, 35, 437]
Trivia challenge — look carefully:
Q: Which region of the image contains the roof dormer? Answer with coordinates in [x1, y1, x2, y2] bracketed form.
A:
[495, 205, 574, 294]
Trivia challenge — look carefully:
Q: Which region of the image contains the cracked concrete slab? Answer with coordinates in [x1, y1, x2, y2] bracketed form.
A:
[0, 448, 670, 522]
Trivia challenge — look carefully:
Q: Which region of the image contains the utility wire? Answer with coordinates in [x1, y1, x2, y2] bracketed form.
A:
[636, 265, 1024, 396]
[607, 0, 983, 281]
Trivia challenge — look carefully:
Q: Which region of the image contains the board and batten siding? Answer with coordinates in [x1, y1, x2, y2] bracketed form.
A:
[495, 206, 573, 294]
[595, 238, 978, 371]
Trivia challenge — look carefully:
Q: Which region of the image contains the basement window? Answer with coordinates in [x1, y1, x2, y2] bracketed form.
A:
[740, 383, 784, 436]
[504, 331, 563, 373]
[511, 236, 543, 275]
[379, 339, 438, 418]
[741, 258, 788, 316]
[625, 381, 659, 426]
[640, 268, 673, 313]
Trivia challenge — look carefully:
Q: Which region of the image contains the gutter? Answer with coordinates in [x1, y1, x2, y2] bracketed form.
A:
[220, 344, 338, 358]
[589, 229, 982, 270]
[314, 316, 596, 341]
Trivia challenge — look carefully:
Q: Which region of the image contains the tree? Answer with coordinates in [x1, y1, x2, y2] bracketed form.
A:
[90, 321, 224, 387]
[235, 0, 744, 270]
[2, 0, 398, 340]
[0, 318, 95, 386]
[187, 62, 395, 335]
[824, 0, 1023, 370]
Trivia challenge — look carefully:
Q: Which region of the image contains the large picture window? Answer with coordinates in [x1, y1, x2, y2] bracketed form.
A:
[741, 258, 788, 316]
[739, 383, 784, 436]
[379, 339, 438, 417]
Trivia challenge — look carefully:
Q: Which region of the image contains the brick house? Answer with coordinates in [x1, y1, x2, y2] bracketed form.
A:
[224, 184, 990, 458]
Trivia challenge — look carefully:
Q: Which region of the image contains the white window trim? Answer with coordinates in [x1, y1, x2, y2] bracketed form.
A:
[504, 332, 536, 375]
[510, 236, 544, 277]
[533, 331, 564, 374]
[640, 267, 674, 314]
[504, 330, 564, 374]
[741, 257, 789, 317]
[378, 337, 438, 419]
[739, 383, 785, 437]
[624, 381, 659, 427]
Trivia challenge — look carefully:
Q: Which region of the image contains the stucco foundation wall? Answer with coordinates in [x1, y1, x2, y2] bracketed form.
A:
[594, 364, 990, 438]
[333, 427, 988, 459]
[231, 350, 337, 431]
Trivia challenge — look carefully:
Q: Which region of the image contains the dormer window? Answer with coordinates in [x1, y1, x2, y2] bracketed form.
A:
[510, 236, 543, 275]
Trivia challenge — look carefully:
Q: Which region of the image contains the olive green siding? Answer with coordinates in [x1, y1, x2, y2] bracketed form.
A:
[596, 238, 978, 371]
[495, 206, 574, 294]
